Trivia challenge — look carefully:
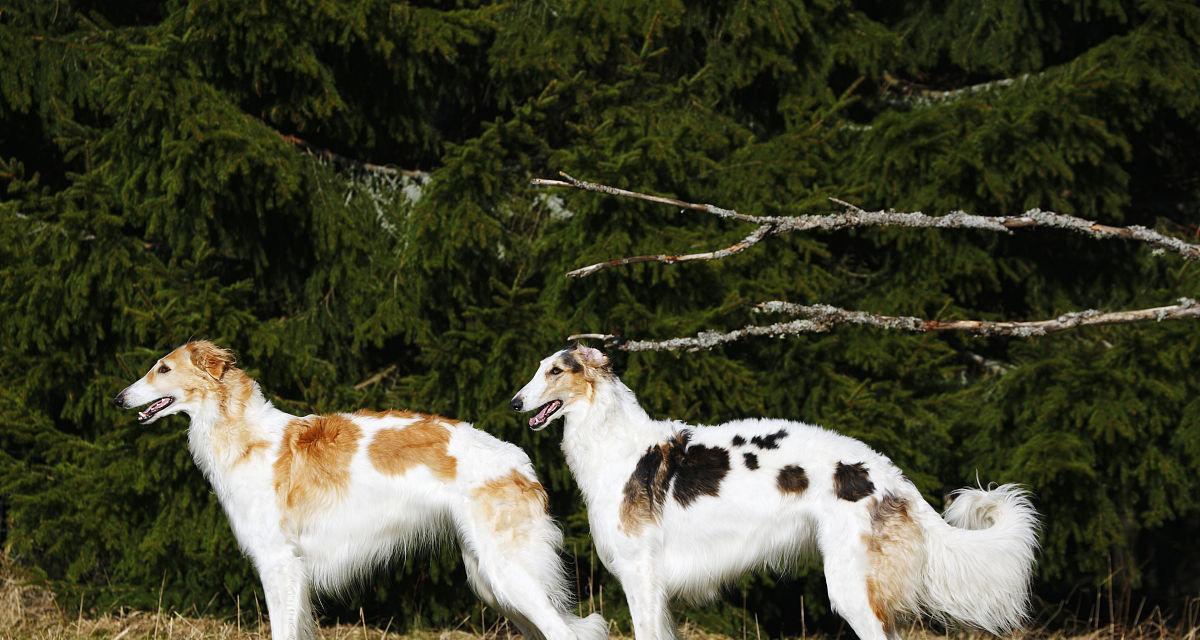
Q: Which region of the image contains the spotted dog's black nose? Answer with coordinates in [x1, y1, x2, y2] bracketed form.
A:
[509, 397, 522, 411]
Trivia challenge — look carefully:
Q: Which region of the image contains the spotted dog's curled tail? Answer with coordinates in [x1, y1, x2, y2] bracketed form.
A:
[915, 484, 1040, 634]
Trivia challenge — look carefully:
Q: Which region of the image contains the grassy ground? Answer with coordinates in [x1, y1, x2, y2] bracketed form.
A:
[4, 562, 1197, 640]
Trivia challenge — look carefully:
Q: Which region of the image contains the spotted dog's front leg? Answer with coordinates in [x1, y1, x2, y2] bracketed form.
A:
[612, 546, 674, 640]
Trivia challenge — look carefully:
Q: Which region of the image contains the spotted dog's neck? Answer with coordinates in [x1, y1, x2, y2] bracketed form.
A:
[561, 376, 676, 501]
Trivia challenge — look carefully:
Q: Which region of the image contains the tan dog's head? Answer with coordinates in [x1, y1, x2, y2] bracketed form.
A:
[114, 341, 237, 424]
[510, 344, 613, 430]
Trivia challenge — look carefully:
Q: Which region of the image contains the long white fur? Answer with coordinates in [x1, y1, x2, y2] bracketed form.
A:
[513, 348, 1039, 640]
[117, 346, 607, 640]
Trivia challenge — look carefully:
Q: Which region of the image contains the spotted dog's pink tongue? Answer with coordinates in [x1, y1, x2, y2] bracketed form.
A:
[529, 400, 562, 428]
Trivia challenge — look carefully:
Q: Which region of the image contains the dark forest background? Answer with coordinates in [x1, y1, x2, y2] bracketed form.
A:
[2, 0, 1199, 636]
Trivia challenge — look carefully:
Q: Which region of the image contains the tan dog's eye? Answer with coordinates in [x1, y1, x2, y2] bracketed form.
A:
[158, 364, 171, 374]
[549, 367, 563, 376]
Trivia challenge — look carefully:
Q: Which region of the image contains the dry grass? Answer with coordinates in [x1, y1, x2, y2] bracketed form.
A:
[3, 560, 1197, 640]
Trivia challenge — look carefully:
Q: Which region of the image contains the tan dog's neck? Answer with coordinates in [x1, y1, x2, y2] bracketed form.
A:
[189, 369, 285, 477]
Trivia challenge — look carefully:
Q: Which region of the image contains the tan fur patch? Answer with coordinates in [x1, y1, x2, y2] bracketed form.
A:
[199, 369, 268, 464]
[471, 470, 548, 544]
[367, 415, 457, 481]
[273, 414, 362, 524]
[562, 368, 596, 402]
[236, 439, 271, 465]
[863, 494, 924, 632]
[866, 575, 891, 633]
[353, 409, 421, 420]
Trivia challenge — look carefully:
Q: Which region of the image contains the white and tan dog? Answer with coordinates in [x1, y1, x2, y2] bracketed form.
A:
[115, 341, 606, 640]
[511, 345, 1039, 640]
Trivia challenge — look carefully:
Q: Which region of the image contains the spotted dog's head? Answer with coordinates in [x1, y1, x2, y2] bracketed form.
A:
[510, 344, 613, 430]
[113, 341, 238, 424]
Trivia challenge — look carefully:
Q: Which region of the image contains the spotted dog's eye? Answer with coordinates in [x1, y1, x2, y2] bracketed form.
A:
[157, 364, 171, 374]
[549, 366, 563, 376]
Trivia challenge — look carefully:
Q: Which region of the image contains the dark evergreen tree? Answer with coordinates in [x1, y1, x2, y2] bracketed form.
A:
[2, 0, 1197, 634]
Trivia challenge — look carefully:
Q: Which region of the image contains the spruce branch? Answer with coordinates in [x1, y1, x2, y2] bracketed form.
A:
[532, 174, 1200, 279]
[281, 134, 427, 179]
[571, 298, 1200, 351]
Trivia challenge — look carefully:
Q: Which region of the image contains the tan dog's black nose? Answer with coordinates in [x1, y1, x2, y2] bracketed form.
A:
[113, 392, 126, 407]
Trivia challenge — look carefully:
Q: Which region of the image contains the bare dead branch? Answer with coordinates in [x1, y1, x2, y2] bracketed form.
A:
[566, 333, 614, 342]
[881, 71, 1038, 107]
[530, 173, 764, 223]
[571, 319, 829, 352]
[532, 175, 1200, 278]
[573, 298, 1199, 351]
[353, 364, 397, 390]
[543, 175, 1199, 348]
[566, 223, 775, 278]
[756, 299, 1200, 337]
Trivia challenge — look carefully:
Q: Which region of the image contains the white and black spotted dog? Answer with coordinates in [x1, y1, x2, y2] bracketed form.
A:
[511, 345, 1039, 640]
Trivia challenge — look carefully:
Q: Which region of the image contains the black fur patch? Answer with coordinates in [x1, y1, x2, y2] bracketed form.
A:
[621, 430, 730, 512]
[776, 465, 809, 494]
[620, 432, 688, 527]
[743, 452, 759, 470]
[833, 462, 875, 501]
[559, 351, 584, 372]
[624, 446, 667, 512]
[750, 429, 788, 450]
[672, 443, 730, 507]
[732, 435, 746, 447]
[665, 430, 691, 467]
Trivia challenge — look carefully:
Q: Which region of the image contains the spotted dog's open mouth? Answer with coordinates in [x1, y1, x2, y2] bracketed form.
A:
[138, 397, 175, 423]
[528, 400, 563, 430]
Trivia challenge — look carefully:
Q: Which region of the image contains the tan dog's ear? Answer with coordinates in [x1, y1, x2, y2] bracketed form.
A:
[188, 341, 236, 381]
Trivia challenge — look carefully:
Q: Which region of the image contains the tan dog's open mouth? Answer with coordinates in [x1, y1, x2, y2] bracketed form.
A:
[138, 397, 175, 423]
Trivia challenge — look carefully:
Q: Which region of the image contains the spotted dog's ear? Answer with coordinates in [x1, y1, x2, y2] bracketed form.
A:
[574, 344, 609, 369]
[188, 341, 236, 381]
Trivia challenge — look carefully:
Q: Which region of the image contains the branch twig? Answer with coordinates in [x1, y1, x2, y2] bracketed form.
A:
[530, 173, 762, 223]
[565, 223, 775, 278]
[756, 299, 1200, 337]
[533, 174, 1200, 278]
[571, 298, 1199, 351]
[353, 364, 397, 390]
